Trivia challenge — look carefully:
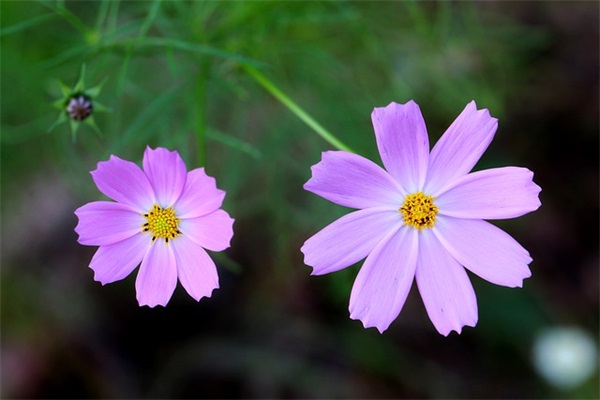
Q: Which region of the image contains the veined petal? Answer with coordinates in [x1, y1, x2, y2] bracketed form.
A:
[172, 235, 219, 301]
[416, 230, 478, 336]
[173, 168, 225, 219]
[304, 151, 405, 209]
[135, 240, 177, 307]
[372, 101, 430, 192]
[434, 216, 532, 287]
[301, 208, 402, 276]
[75, 201, 145, 246]
[349, 226, 418, 333]
[91, 155, 156, 212]
[424, 101, 497, 193]
[89, 233, 150, 285]
[179, 210, 234, 252]
[143, 147, 187, 208]
[436, 167, 542, 219]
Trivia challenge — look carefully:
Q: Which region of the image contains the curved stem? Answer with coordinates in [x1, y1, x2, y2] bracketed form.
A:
[195, 59, 211, 166]
[243, 65, 353, 153]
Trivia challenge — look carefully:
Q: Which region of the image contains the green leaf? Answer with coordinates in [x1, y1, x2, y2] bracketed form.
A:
[0, 13, 56, 37]
[69, 119, 79, 142]
[85, 77, 108, 98]
[84, 116, 104, 138]
[47, 113, 67, 133]
[206, 128, 262, 160]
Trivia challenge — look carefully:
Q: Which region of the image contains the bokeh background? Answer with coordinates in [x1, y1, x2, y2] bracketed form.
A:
[1, 1, 598, 398]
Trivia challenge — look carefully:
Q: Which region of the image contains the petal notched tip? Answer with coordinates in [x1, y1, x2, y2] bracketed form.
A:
[304, 150, 348, 188]
[349, 309, 390, 334]
[435, 314, 478, 337]
[189, 283, 220, 302]
[465, 99, 498, 121]
[137, 299, 168, 308]
[143, 145, 182, 160]
[372, 99, 419, 114]
[93, 272, 112, 286]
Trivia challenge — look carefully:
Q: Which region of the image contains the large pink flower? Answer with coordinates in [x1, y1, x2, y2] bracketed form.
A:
[301, 101, 541, 335]
[75, 147, 234, 307]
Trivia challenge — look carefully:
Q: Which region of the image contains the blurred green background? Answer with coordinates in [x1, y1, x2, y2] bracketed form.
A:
[1, 1, 598, 398]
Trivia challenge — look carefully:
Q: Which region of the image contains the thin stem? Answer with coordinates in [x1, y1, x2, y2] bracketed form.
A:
[195, 59, 211, 167]
[94, 0, 111, 32]
[117, 0, 161, 94]
[243, 65, 353, 153]
[54, 2, 90, 35]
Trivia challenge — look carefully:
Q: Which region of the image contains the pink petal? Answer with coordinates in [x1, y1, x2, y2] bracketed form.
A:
[371, 101, 429, 193]
[171, 235, 219, 301]
[349, 226, 418, 333]
[89, 233, 150, 285]
[75, 201, 144, 246]
[173, 168, 225, 219]
[424, 101, 498, 194]
[135, 240, 177, 307]
[304, 151, 405, 209]
[178, 210, 234, 252]
[416, 230, 478, 336]
[91, 155, 156, 212]
[301, 208, 402, 276]
[143, 147, 187, 208]
[435, 167, 542, 219]
[433, 216, 532, 287]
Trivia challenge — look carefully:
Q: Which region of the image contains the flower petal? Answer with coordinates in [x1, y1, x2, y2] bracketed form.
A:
[142, 147, 187, 208]
[304, 151, 405, 209]
[172, 235, 219, 301]
[434, 216, 532, 287]
[349, 226, 418, 333]
[135, 240, 177, 307]
[173, 168, 225, 219]
[301, 208, 402, 276]
[89, 233, 150, 285]
[75, 201, 145, 246]
[178, 210, 234, 252]
[371, 101, 429, 193]
[416, 230, 478, 336]
[436, 167, 542, 219]
[91, 155, 156, 212]
[424, 101, 498, 194]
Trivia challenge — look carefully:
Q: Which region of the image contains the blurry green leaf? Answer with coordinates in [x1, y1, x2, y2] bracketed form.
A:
[206, 127, 262, 160]
[36, 43, 89, 71]
[109, 84, 182, 155]
[0, 13, 56, 37]
[243, 64, 354, 153]
[135, 37, 261, 64]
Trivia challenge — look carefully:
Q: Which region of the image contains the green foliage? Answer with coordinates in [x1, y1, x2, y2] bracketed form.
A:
[3, 1, 586, 398]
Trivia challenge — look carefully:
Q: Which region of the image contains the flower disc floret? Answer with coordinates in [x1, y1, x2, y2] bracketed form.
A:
[143, 204, 181, 243]
[67, 94, 93, 121]
[399, 192, 438, 230]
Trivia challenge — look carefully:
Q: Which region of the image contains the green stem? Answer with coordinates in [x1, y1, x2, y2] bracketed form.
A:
[196, 59, 211, 167]
[243, 65, 353, 153]
[117, 0, 161, 94]
[54, 3, 90, 35]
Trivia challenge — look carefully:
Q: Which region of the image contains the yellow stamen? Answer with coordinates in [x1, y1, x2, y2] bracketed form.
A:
[142, 204, 181, 243]
[399, 191, 439, 230]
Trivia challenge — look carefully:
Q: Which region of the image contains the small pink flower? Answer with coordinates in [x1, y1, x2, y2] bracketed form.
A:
[75, 147, 234, 307]
[301, 101, 541, 335]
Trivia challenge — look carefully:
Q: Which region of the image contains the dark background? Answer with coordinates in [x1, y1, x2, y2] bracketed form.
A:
[1, 1, 598, 398]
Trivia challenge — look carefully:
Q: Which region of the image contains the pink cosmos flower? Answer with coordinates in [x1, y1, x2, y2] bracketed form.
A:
[75, 147, 234, 307]
[301, 101, 541, 335]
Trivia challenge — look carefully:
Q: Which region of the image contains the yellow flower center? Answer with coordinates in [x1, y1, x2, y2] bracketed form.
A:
[399, 191, 439, 230]
[142, 204, 181, 243]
